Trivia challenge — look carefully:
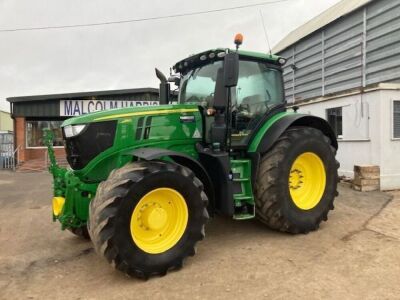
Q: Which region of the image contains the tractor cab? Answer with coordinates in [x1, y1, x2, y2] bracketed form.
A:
[169, 43, 287, 149]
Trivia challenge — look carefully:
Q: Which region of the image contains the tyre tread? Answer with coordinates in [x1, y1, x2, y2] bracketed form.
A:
[88, 161, 208, 279]
[255, 126, 339, 233]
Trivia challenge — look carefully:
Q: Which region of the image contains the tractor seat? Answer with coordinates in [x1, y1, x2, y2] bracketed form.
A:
[240, 95, 266, 115]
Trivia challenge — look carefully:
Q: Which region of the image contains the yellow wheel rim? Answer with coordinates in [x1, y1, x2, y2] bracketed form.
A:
[289, 152, 326, 210]
[130, 188, 188, 254]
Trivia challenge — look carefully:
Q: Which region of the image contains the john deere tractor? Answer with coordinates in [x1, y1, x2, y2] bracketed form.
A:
[46, 35, 338, 279]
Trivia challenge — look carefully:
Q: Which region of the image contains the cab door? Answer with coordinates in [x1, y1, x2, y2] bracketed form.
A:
[231, 60, 284, 147]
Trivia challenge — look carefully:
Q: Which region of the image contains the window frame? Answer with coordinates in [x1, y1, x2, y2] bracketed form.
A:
[234, 60, 285, 108]
[392, 100, 400, 140]
[326, 107, 343, 139]
[230, 60, 285, 147]
[25, 119, 65, 149]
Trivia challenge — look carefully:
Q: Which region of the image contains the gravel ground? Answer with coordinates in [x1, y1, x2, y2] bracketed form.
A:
[0, 171, 399, 300]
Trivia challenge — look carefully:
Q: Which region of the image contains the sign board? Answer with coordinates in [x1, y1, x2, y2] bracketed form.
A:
[60, 100, 159, 117]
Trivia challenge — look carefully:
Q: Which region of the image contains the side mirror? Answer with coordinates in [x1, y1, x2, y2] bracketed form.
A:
[155, 68, 170, 105]
[213, 68, 228, 109]
[213, 52, 239, 109]
[223, 52, 239, 87]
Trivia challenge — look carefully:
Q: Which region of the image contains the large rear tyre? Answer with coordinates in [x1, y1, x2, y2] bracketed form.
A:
[255, 126, 339, 233]
[88, 161, 208, 279]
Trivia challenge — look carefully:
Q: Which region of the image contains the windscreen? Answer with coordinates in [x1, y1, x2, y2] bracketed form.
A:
[179, 60, 284, 109]
[179, 61, 223, 107]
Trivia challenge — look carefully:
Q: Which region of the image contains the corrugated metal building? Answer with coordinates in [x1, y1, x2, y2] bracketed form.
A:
[273, 0, 400, 190]
[274, 0, 400, 102]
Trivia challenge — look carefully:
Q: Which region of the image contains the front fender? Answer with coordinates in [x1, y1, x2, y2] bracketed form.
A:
[126, 147, 215, 215]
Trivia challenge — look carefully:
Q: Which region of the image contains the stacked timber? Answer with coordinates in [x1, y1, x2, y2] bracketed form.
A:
[352, 165, 380, 192]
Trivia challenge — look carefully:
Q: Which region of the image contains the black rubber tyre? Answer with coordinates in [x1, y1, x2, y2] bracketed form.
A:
[88, 161, 209, 279]
[68, 226, 90, 240]
[255, 126, 339, 233]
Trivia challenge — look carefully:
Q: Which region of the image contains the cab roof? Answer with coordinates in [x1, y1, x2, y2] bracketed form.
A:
[173, 48, 282, 74]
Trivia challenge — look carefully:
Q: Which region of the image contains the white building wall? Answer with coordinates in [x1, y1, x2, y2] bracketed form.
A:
[379, 89, 400, 189]
[295, 87, 400, 190]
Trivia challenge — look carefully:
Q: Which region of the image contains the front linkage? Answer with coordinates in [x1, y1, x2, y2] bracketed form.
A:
[44, 129, 96, 231]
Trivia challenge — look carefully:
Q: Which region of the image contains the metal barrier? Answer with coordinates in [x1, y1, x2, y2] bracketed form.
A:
[0, 132, 16, 170]
[1, 145, 20, 170]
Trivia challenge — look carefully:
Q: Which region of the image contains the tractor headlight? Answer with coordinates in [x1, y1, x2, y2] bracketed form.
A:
[63, 124, 87, 138]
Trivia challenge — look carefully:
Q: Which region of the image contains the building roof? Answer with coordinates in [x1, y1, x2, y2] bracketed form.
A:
[272, 0, 372, 54]
[7, 87, 159, 103]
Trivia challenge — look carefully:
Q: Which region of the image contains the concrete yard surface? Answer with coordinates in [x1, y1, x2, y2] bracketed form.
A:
[0, 171, 399, 299]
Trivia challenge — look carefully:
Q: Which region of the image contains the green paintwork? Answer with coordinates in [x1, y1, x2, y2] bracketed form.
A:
[230, 159, 254, 220]
[58, 171, 97, 229]
[65, 104, 201, 181]
[45, 129, 97, 228]
[47, 105, 203, 229]
[63, 104, 198, 125]
[44, 130, 67, 197]
[235, 49, 280, 62]
[248, 111, 295, 153]
[45, 50, 297, 231]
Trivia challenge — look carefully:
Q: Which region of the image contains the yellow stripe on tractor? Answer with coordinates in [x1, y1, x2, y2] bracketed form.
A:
[94, 108, 198, 121]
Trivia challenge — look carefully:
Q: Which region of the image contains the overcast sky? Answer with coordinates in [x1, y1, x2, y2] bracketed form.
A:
[0, 0, 342, 112]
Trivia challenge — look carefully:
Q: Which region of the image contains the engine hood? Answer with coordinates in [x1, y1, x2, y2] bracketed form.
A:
[62, 104, 199, 127]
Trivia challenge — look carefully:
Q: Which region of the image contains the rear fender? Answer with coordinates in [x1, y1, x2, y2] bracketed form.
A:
[249, 113, 338, 154]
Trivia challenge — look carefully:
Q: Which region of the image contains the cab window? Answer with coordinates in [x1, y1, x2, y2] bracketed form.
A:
[232, 61, 284, 146]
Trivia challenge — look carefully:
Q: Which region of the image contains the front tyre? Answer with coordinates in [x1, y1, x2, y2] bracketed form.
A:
[255, 126, 339, 233]
[88, 161, 208, 279]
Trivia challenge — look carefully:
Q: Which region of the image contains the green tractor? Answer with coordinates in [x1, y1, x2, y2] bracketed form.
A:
[46, 35, 339, 279]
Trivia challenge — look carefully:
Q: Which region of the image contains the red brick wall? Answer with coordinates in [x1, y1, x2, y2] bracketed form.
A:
[15, 117, 26, 161]
[14, 117, 66, 162]
[24, 147, 65, 160]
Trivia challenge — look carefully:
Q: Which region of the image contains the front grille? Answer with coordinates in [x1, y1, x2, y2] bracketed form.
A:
[64, 121, 117, 170]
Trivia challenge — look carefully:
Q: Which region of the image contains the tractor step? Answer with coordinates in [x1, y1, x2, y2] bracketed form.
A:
[234, 195, 253, 201]
[230, 159, 255, 220]
[232, 178, 250, 182]
[233, 213, 254, 220]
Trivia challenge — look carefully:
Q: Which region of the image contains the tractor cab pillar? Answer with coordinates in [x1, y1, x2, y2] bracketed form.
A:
[209, 51, 239, 150]
[198, 50, 255, 218]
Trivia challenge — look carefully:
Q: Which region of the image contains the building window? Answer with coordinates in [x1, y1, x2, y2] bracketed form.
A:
[26, 120, 64, 147]
[394, 101, 400, 139]
[327, 107, 342, 138]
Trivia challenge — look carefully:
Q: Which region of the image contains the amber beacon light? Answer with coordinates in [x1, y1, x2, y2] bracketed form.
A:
[234, 33, 243, 50]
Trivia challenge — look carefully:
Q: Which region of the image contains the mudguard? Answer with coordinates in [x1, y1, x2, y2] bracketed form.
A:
[248, 113, 338, 154]
[127, 148, 215, 215]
